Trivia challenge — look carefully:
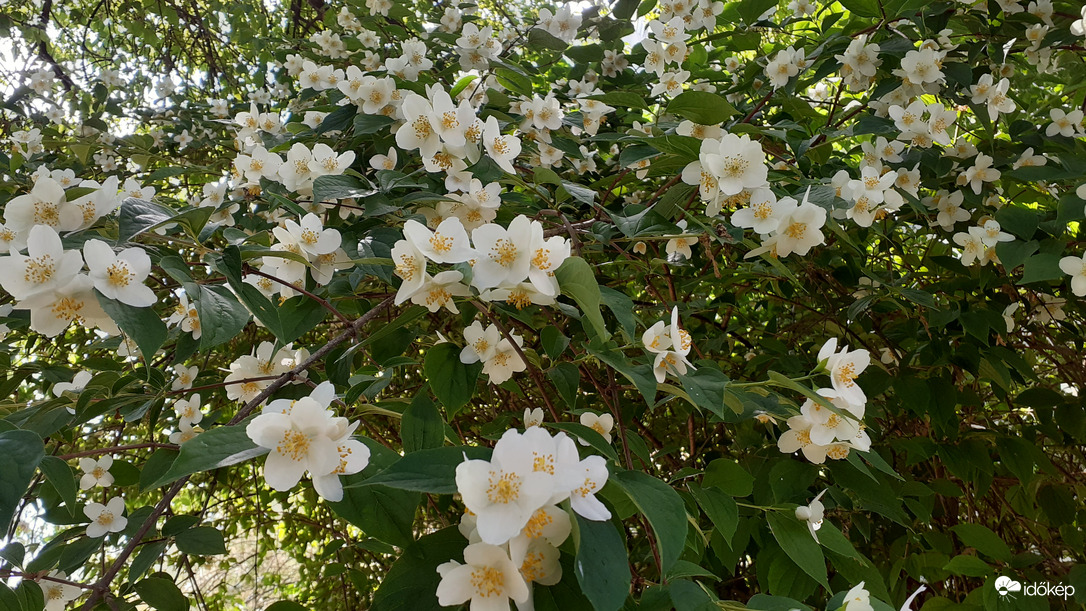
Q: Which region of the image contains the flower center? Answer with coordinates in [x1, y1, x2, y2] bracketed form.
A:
[470, 567, 504, 598]
[486, 471, 521, 504]
[490, 239, 517, 267]
[25, 255, 57, 284]
[277, 430, 311, 461]
[107, 262, 132, 287]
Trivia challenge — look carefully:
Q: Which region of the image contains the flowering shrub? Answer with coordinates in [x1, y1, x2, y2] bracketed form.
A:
[0, 0, 1085, 609]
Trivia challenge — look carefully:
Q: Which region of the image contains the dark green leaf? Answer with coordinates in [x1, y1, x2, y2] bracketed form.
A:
[688, 483, 738, 541]
[0, 430, 45, 534]
[766, 512, 830, 588]
[39, 455, 77, 509]
[95, 291, 168, 362]
[147, 417, 267, 489]
[574, 515, 631, 611]
[555, 257, 609, 341]
[423, 344, 481, 417]
[613, 470, 688, 572]
[951, 524, 1012, 562]
[175, 526, 227, 556]
[350, 446, 492, 494]
[135, 577, 189, 611]
[186, 283, 251, 349]
[401, 392, 445, 452]
[665, 91, 738, 124]
[117, 198, 174, 243]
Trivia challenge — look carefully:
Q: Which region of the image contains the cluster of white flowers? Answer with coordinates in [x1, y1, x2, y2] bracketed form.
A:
[657, 0, 724, 32]
[258, 213, 348, 295]
[682, 132, 770, 217]
[642, 307, 696, 383]
[0, 212, 163, 336]
[741, 188, 828, 258]
[9, 128, 44, 156]
[460, 321, 527, 385]
[536, 6, 583, 43]
[224, 341, 309, 403]
[456, 23, 502, 71]
[246, 382, 370, 502]
[764, 46, 809, 89]
[438, 424, 610, 610]
[391, 213, 571, 318]
[952, 219, 1013, 267]
[169, 393, 205, 444]
[777, 339, 873, 464]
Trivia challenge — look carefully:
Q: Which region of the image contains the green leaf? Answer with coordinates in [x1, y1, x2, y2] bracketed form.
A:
[540, 326, 570, 359]
[129, 540, 168, 583]
[678, 367, 730, 420]
[669, 579, 718, 611]
[665, 91, 739, 125]
[688, 483, 738, 541]
[95, 290, 168, 362]
[528, 27, 568, 51]
[0, 430, 45, 534]
[574, 515, 631, 611]
[586, 345, 657, 407]
[547, 362, 580, 408]
[950, 524, 1012, 562]
[117, 198, 174, 243]
[555, 257, 609, 341]
[313, 174, 377, 203]
[944, 554, 993, 577]
[350, 446, 492, 494]
[147, 417, 267, 489]
[265, 602, 308, 611]
[996, 240, 1038, 273]
[423, 344, 481, 417]
[612, 470, 688, 572]
[1019, 253, 1064, 284]
[598, 287, 638, 340]
[703, 458, 754, 497]
[766, 512, 830, 589]
[401, 392, 445, 452]
[371, 527, 466, 611]
[186, 283, 251, 349]
[39, 455, 77, 509]
[175, 526, 227, 555]
[135, 577, 189, 611]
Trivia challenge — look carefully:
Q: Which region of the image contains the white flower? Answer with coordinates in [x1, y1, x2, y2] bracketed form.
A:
[958, 154, 1000, 195]
[247, 397, 352, 500]
[19, 276, 118, 337]
[83, 240, 156, 307]
[1073, 5, 1086, 37]
[1060, 253, 1086, 296]
[311, 421, 371, 502]
[234, 146, 283, 184]
[54, 371, 93, 396]
[41, 571, 81, 611]
[483, 116, 521, 174]
[1046, 109, 1083, 138]
[172, 364, 198, 391]
[646, 307, 697, 383]
[455, 428, 559, 545]
[174, 394, 204, 425]
[405, 217, 476, 264]
[524, 408, 544, 428]
[411, 270, 472, 313]
[84, 497, 127, 538]
[986, 78, 1015, 122]
[795, 489, 827, 542]
[0, 225, 84, 300]
[579, 412, 614, 444]
[471, 216, 534, 290]
[665, 219, 699, 260]
[275, 214, 342, 259]
[78, 455, 114, 489]
[461, 322, 501, 366]
[843, 582, 874, 611]
[701, 133, 768, 196]
[568, 455, 611, 520]
[483, 336, 527, 385]
[369, 147, 398, 171]
[818, 338, 870, 406]
[732, 189, 795, 235]
[771, 190, 826, 257]
[436, 543, 530, 610]
[3, 177, 80, 233]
